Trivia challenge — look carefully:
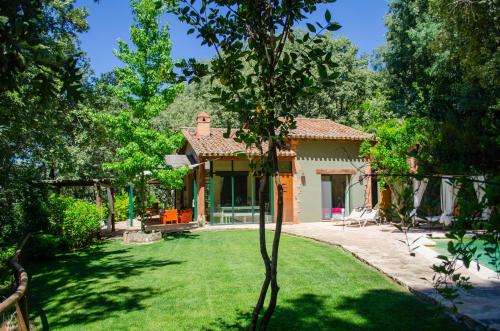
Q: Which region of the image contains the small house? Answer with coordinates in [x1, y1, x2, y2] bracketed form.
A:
[172, 112, 375, 224]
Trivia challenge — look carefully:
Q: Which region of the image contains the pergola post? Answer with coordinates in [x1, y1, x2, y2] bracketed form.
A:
[364, 161, 373, 208]
[107, 187, 115, 232]
[129, 183, 134, 227]
[197, 163, 206, 224]
[193, 173, 197, 222]
[251, 174, 255, 223]
[95, 183, 102, 209]
[231, 160, 235, 222]
[270, 175, 274, 222]
[209, 161, 214, 225]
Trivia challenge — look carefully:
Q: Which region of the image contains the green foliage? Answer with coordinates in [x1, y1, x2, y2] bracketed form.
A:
[0, 246, 15, 295]
[61, 199, 104, 249]
[383, 0, 499, 173]
[102, 0, 189, 230]
[112, 0, 183, 120]
[154, 34, 382, 130]
[172, 1, 342, 175]
[0, 0, 88, 95]
[25, 233, 62, 260]
[477, 176, 500, 276]
[47, 194, 104, 249]
[153, 78, 239, 130]
[289, 35, 382, 128]
[0, 0, 116, 249]
[360, 118, 432, 178]
[432, 176, 500, 306]
[114, 192, 133, 222]
[0, 167, 51, 247]
[47, 194, 75, 234]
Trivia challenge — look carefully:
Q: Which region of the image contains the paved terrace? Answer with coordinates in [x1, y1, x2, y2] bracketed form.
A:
[106, 221, 500, 330]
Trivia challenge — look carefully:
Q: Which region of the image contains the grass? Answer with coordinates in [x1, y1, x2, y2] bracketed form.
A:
[27, 230, 463, 331]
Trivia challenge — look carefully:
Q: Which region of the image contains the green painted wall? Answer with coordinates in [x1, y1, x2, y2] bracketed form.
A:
[296, 140, 368, 222]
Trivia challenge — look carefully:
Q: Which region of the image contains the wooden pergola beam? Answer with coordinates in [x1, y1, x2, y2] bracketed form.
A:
[36, 179, 113, 188]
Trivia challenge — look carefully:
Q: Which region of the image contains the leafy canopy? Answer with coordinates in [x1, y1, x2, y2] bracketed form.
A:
[103, 0, 186, 189]
[382, 0, 499, 173]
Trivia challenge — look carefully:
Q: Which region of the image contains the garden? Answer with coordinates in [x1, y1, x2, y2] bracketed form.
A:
[1, 0, 498, 330]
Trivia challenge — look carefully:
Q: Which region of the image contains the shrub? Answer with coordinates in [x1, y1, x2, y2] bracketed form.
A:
[62, 199, 105, 249]
[0, 246, 15, 295]
[47, 194, 75, 234]
[25, 233, 62, 260]
[114, 192, 131, 222]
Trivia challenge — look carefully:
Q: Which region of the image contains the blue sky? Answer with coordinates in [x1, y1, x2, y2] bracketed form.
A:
[76, 0, 389, 76]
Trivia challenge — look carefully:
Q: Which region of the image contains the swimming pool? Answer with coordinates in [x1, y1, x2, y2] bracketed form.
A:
[432, 239, 500, 271]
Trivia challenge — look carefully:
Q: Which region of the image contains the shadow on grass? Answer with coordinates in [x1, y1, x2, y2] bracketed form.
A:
[205, 291, 464, 331]
[162, 231, 200, 241]
[26, 243, 184, 330]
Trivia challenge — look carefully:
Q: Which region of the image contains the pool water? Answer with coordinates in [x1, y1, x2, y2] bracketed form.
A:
[433, 239, 500, 271]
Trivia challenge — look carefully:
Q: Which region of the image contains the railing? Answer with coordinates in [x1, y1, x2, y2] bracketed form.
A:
[0, 235, 31, 331]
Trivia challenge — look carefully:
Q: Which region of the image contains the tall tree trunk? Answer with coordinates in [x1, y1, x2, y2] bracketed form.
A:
[251, 173, 271, 331]
[251, 140, 285, 331]
[139, 175, 146, 232]
[260, 143, 284, 330]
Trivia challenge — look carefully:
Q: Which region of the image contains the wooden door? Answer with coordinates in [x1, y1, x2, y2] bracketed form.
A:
[276, 174, 294, 223]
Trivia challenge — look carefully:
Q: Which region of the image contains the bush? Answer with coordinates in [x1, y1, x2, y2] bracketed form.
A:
[47, 194, 75, 234]
[0, 247, 15, 295]
[25, 233, 62, 260]
[62, 199, 104, 249]
[114, 192, 131, 222]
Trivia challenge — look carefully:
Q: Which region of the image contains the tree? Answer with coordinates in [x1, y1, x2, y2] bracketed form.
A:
[290, 35, 381, 127]
[171, 1, 340, 329]
[0, 0, 91, 247]
[382, 0, 499, 173]
[153, 77, 239, 131]
[154, 34, 380, 131]
[102, 0, 187, 231]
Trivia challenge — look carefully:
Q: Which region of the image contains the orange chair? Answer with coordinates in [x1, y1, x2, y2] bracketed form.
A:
[162, 209, 178, 224]
[179, 209, 193, 223]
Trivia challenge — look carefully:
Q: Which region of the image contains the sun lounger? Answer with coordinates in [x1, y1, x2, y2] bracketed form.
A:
[343, 207, 366, 226]
[359, 208, 379, 227]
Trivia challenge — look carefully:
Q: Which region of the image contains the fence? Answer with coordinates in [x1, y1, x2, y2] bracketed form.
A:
[0, 235, 31, 331]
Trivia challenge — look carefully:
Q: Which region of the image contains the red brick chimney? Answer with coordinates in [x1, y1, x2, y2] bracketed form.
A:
[195, 112, 211, 137]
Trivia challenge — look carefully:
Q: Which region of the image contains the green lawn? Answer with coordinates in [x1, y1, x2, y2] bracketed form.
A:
[28, 230, 462, 331]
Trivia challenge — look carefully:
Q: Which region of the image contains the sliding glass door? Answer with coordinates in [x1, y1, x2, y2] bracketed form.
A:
[321, 175, 349, 219]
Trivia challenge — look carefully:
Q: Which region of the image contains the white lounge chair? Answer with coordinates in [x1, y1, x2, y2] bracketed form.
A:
[343, 207, 366, 226]
[359, 208, 379, 227]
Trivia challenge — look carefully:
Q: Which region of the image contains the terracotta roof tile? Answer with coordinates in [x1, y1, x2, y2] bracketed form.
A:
[181, 119, 370, 158]
[181, 128, 295, 158]
[290, 118, 371, 140]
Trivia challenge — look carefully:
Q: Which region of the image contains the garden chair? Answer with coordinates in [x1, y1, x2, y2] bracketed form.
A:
[359, 208, 380, 227]
[162, 209, 178, 224]
[179, 208, 193, 223]
[343, 207, 366, 226]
